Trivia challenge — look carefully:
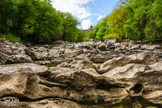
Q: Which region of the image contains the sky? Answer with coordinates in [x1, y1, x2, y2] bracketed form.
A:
[51, 0, 119, 30]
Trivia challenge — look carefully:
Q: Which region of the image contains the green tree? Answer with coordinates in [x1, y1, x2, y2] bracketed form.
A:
[88, 31, 95, 39]
[108, 6, 128, 40]
[101, 15, 112, 40]
[76, 29, 85, 42]
[87, 16, 111, 41]
[0, 0, 16, 33]
[31, 0, 61, 42]
[88, 24, 99, 39]
[95, 21, 108, 41]
[124, 0, 155, 41]
[59, 12, 79, 42]
[145, 0, 162, 40]
[0, 0, 85, 43]
[11, 0, 36, 38]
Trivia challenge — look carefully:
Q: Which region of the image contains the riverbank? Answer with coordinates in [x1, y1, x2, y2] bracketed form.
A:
[0, 39, 162, 107]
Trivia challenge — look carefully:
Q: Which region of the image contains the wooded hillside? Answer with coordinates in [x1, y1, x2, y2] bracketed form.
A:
[88, 0, 162, 42]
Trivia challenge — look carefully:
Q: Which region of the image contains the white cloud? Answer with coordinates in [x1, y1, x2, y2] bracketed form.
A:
[77, 13, 92, 20]
[51, 0, 94, 20]
[97, 15, 105, 21]
[93, 13, 100, 16]
[81, 18, 92, 30]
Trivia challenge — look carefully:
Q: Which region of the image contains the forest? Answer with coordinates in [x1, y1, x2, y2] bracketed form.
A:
[88, 0, 162, 42]
[0, 0, 162, 43]
[0, 0, 85, 43]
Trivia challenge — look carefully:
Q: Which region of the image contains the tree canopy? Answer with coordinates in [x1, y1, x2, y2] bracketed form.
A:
[1, 0, 162, 43]
[109, 6, 128, 40]
[88, 0, 162, 42]
[0, 0, 86, 43]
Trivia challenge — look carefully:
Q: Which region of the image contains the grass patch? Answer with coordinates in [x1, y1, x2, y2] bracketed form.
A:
[46, 62, 62, 67]
[0, 33, 21, 43]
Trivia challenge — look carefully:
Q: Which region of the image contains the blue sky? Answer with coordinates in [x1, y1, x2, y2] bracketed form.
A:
[51, 0, 119, 30]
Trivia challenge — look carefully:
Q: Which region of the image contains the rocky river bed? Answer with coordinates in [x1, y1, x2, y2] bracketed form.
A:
[0, 38, 162, 108]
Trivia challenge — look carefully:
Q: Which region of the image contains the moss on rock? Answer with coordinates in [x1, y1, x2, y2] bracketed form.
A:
[46, 62, 62, 67]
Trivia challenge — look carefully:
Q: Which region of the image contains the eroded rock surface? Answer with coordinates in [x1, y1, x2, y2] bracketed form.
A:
[0, 42, 32, 64]
[0, 39, 162, 107]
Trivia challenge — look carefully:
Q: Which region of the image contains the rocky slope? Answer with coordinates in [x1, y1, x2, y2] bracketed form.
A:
[0, 38, 162, 108]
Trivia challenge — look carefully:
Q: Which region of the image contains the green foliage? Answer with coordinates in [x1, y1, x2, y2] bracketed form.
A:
[88, 31, 95, 39]
[32, 0, 61, 42]
[58, 12, 79, 42]
[88, 24, 100, 40]
[0, 0, 16, 33]
[76, 29, 86, 42]
[3, 0, 162, 43]
[109, 6, 128, 40]
[0, 0, 85, 43]
[46, 62, 62, 67]
[88, 0, 162, 42]
[123, 0, 156, 41]
[0, 33, 21, 42]
[95, 21, 108, 41]
[83, 37, 90, 42]
[88, 3, 128, 42]
[87, 16, 111, 41]
[84, 26, 93, 37]
[145, 0, 162, 40]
